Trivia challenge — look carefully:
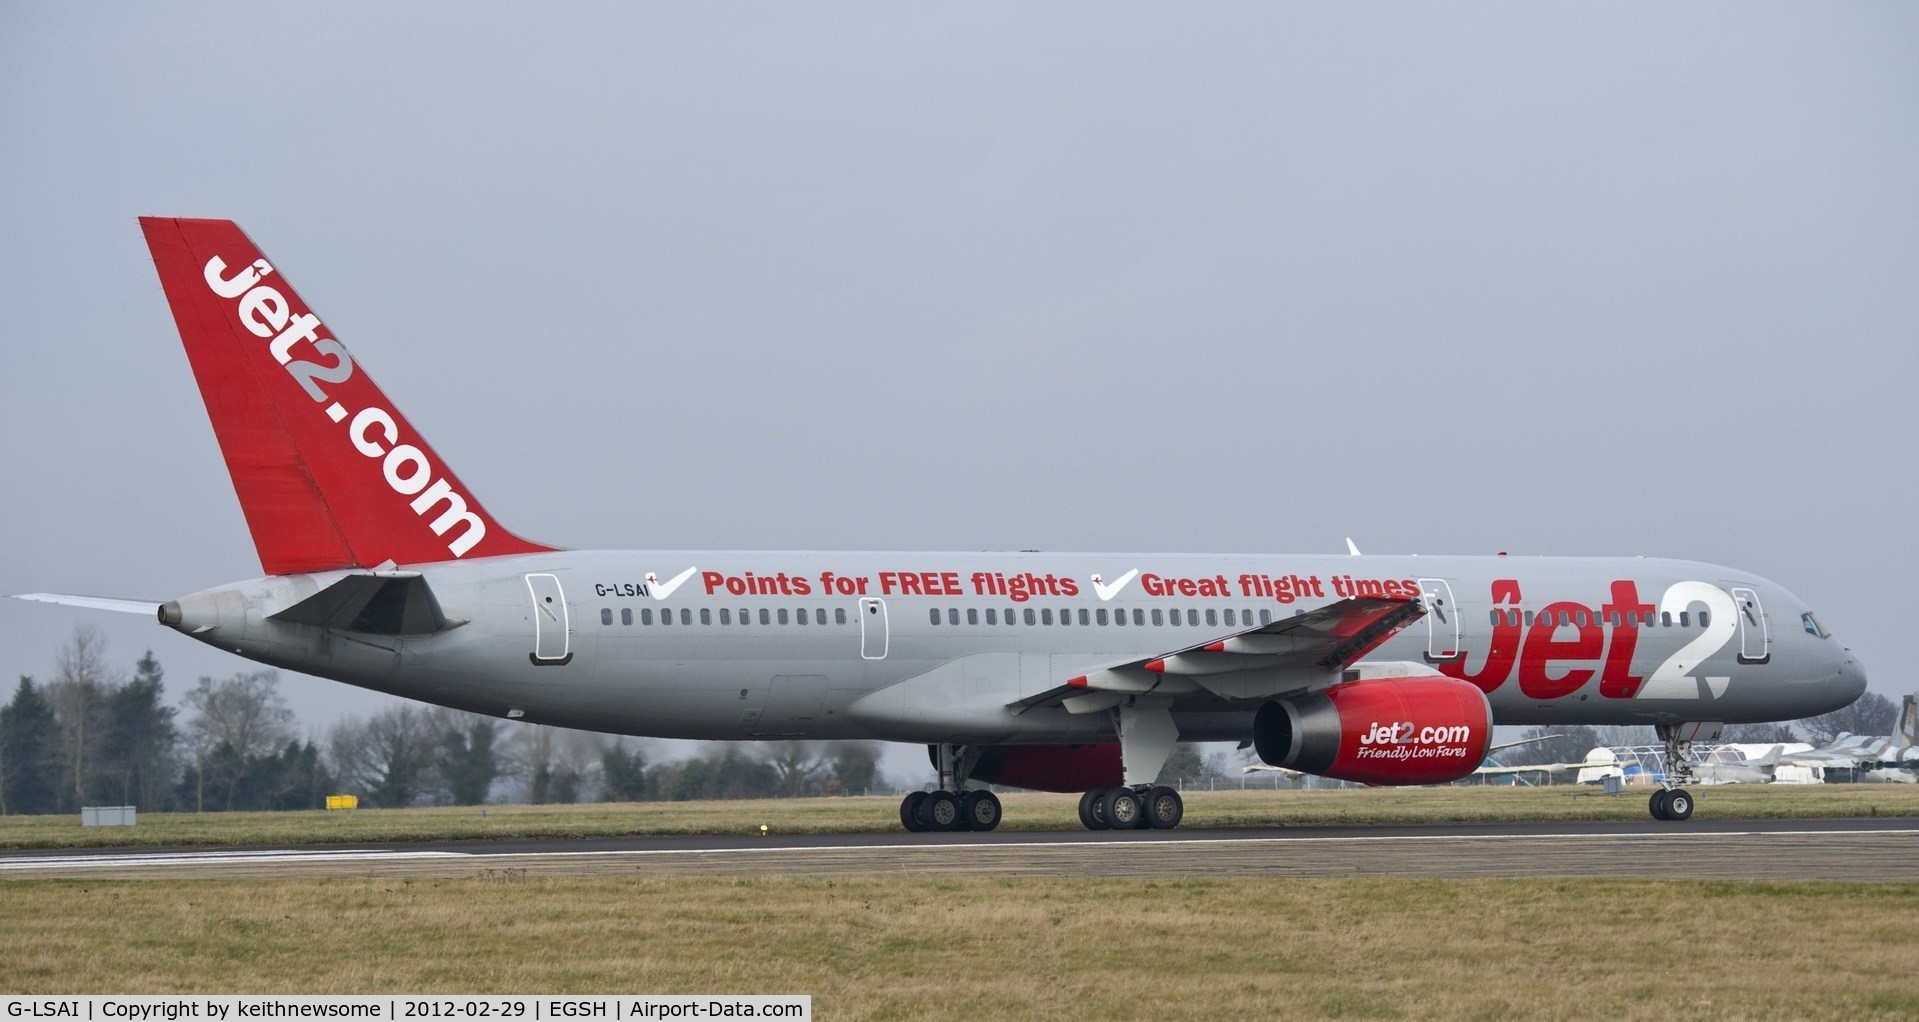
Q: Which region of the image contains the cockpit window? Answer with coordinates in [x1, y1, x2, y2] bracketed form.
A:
[1801, 612, 1828, 638]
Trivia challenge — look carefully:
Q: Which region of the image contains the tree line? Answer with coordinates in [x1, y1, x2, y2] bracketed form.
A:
[0, 628, 882, 815]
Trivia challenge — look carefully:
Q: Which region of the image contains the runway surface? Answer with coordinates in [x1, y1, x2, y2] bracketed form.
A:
[5, 817, 1917, 881]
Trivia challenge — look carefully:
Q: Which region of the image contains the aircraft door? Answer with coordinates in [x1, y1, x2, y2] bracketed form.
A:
[1731, 587, 1770, 664]
[1417, 578, 1461, 662]
[526, 573, 572, 665]
[859, 597, 888, 660]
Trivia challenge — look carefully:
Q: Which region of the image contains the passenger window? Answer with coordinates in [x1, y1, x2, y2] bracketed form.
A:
[760, 608, 771, 625]
[967, 608, 979, 625]
[680, 609, 691, 625]
[1078, 609, 1090, 625]
[741, 608, 750, 625]
[1187, 609, 1199, 626]
[777, 608, 789, 625]
[1041, 608, 1053, 625]
[1679, 612, 1690, 627]
[986, 608, 997, 625]
[1661, 611, 1672, 627]
[1151, 609, 1164, 626]
[1259, 610, 1272, 625]
[837, 607, 849, 625]
[700, 608, 711, 625]
[642, 608, 654, 625]
[1006, 608, 1017, 626]
[929, 608, 940, 625]
[1113, 609, 1125, 627]
[797, 608, 809, 625]
[600, 608, 612, 626]
[1206, 609, 1218, 627]
[1097, 608, 1110, 626]
[660, 609, 673, 626]
[1024, 608, 1037, 626]
[1574, 611, 1587, 627]
[1225, 609, 1237, 627]
[1698, 611, 1709, 627]
[718, 608, 729, 625]
[621, 608, 633, 626]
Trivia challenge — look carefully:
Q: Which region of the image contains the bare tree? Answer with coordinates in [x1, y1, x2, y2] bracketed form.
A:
[1798, 691, 1897, 747]
[765, 741, 824, 797]
[179, 670, 293, 812]
[44, 627, 122, 808]
[326, 705, 440, 807]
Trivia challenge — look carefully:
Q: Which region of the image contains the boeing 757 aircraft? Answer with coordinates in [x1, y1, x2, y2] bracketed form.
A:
[14, 218, 1869, 832]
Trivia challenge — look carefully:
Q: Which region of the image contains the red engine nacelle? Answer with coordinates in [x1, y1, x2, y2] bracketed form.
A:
[1253, 676, 1493, 786]
[963, 744, 1123, 792]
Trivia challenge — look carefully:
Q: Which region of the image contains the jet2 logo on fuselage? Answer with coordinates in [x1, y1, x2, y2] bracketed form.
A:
[1089, 569, 1140, 601]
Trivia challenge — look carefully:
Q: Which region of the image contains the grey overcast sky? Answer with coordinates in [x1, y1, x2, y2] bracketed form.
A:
[2, 4, 1915, 745]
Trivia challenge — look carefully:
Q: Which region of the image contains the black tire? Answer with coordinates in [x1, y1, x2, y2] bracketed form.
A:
[1649, 789, 1670, 821]
[1665, 788, 1694, 821]
[917, 789, 961, 832]
[1102, 787, 1142, 830]
[961, 790, 1002, 832]
[1146, 786, 1184, 829]
[900, 791, 928, 832]
[1078, 788, 1111, 830]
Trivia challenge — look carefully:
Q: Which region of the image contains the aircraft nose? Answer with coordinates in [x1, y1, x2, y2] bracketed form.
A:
[1836, 647, 1868, 703]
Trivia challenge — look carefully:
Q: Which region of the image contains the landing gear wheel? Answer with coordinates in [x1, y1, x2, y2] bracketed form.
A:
[960, 790, 1002, 832]
[901, 791, 929, 832]
[1649, 789, 1670, 821]
[1102, 787, 1143, 830]
[1078, 789, 1111, 830]
[916, 790, 961, 832]
[1665, 788, 1694, 821]
[1145, 786, 1184, 829]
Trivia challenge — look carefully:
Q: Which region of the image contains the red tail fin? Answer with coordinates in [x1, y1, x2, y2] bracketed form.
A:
[141, 217, 555, 575]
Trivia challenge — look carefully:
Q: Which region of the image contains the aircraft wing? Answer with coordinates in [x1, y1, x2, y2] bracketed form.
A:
[1009, 596, 1426, 714]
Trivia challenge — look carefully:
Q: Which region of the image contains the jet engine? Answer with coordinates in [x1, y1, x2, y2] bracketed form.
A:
[1253, 676, 1493, 786]
[965, 743, 1123, 792]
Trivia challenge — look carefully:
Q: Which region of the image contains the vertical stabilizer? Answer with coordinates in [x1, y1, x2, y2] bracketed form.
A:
[140, 218, 555, 574]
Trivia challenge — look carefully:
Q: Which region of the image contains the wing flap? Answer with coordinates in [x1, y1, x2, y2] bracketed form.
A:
[1009, 596, 1426, 712]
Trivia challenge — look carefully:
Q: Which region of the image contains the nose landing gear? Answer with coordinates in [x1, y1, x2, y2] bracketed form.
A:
[1648, 722, 1713, 822]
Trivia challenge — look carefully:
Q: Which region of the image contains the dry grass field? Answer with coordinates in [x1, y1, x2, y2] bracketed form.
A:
[3, 875, 1916, 1020]
[2, 783, 1916, 849]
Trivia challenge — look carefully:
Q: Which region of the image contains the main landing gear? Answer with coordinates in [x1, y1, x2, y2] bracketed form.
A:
[1077, 785, 1184, 830]
[1076, 700, 1186, 832]
[899, 743, 1003, 833]
[1648, 723, 1703, 822]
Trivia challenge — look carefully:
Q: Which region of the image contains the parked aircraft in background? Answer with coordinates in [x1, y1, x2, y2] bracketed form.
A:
[12, 219, 1870, 831]
[1691, 746, 1786, 785]
[1783, 694, 1918, 773]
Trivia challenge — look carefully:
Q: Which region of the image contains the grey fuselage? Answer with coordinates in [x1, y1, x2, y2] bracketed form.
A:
[161, 550, 1867, 749]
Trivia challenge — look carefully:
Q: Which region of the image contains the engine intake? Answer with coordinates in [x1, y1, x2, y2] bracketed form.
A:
[1254, 676, 1492, 786]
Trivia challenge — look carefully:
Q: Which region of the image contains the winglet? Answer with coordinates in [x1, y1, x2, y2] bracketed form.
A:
[140, 218, 556, 574]
[1345, 537, 1362, 556]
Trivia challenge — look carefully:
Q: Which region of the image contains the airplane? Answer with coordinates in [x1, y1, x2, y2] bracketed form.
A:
[12, 218, 1870, 832]
[1781, 694, 1918, 772]
[1691, 745, 1786, 785]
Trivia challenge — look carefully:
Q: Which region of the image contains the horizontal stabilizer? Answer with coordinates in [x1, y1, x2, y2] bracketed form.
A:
[268, 572, 454, 635]
[12, 593, 162, 616]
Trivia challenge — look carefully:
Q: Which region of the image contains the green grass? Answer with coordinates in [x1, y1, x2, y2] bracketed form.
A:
[3, 875, 1916, 1020]
[3, 783, 1915, 849]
